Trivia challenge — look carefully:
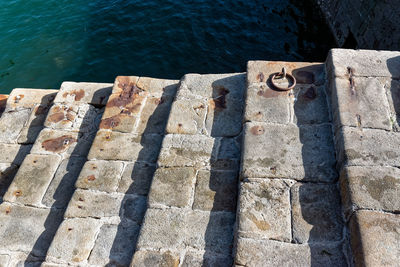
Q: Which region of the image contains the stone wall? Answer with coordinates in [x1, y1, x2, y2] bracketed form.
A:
[317, 0, 400, 49]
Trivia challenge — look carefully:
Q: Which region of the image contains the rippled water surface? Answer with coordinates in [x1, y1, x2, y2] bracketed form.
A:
[0, 0, 335, 93]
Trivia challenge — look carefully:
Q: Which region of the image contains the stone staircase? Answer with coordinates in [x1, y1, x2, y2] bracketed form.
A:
[0, 49, 399, 266]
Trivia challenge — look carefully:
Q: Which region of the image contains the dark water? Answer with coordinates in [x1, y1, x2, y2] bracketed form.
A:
[0, 0, 335, 94]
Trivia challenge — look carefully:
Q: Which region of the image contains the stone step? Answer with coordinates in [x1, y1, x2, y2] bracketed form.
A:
[234, 61, 351, 266]
[0, 82, 112, 265]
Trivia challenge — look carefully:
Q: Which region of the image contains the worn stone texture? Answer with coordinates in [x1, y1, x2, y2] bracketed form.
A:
[0, 203, 63, 256]
[235, 238, 348, 267]
[148, 167, 196, 208]
[117, 162, 155, 196]
[349, 210, 400, 267]
[340, 166, 400, 217]
[75, 160, 124, 193]
[336, 126, 400, 168]
[0, 108, 31, 144]
[130, 250, 180, 267]
[291, 183, 344, 243]
[3, 154, 61, 206]
[54, 82, 112, 106]
[46, 218, 102, 264]
[88, 130, 162, 162]
[30, 128, 80, 156]
[181, 250, 232, 267]
[242, 122, 337, 182]
[237, 179, 293, 242]
[6, 89, 57, 111]
[0, 143, 32, 165]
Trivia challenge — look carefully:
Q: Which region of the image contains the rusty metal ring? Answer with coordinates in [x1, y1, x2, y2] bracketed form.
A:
[271, 68, 296, 91]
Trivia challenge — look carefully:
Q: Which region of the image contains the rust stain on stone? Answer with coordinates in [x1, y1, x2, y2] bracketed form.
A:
[63, 89, 85, 101]
[210, 86, 230, 111]
[13, 190, 22, 197]
[5, 206, 11, 215]
[294, 70, 315, 84]
[100, 116, 121, 129]
[257, 72, 265, 82]
[41, 135, 76, 152]
[258, 88, 288, 98]
[302, 86, 317, 100]
[250, 125, 265, 135]
[86, 175, 96, 181]
[48, 112, 66, 123]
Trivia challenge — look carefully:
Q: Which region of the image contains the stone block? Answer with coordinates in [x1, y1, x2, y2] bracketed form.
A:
[0, 108, 31, 143]
[42, 157, 86, 208]
[244, 84, 291, 124]
[331, 77, 391, 130]
[136, 76, 179, 97]
[291, 183, 344, 243]
[117, 162, 155, 195]
[88, 222, 140, 266]
[55, 82, 112, 106]
[165, 98, 207, 135]
[181, 250, 232, 267]
[0, 203, 63, 256]
[65, 189, 146, 222]
[30, 129, 80, 156]
[337, 126, 400, 167]
[242, 122, 337, 182]
[137, 208, 186, 250]
[135, 95, 175, 135]
[75, 160, 124, 193]
[193, 170, 238, 212]
[340, 166, 400, 217]
[293, 85, 331, 125]
[158, 134, 215, 168]
[88, 130, 162, 162]
[237, 179, 292, 242]
[4, 154, 61, 206]
[148, 167, 196, 208]
[247, 61, 325, 86]
[131, 250, 180, 267]
[235, 237, 347, 266]
[327, 49, 400, 79]
[6, 89, 57, 110]
[349, 210, 400, 267]
[46, 218, 102, 263]
[0, 143, 31, 165]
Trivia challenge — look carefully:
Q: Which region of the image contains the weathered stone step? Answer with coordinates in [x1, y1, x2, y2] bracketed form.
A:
[234, 61, 351, 266]
[131, 73, 245, 266]
[0, 82, 112, 266]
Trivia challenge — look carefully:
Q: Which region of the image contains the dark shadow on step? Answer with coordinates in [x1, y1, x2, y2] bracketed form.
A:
[105, 83, 178, 266]
[0, 92, 57, 203]
[202, 74, 245, 266]
[387, 56, 400, 130]
[25, 87, 111, 265]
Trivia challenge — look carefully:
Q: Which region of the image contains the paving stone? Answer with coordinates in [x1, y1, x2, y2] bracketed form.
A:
[6, 89, 57, 110]
[88, 222, 140, 266]
[193, 170, 238, 212]
[42, 157, 86, 208]
[158, 134, 215, 168]
[117, 162, 155, 195]
[349, 210, 400, 267]
[54, 82, 112, 106]
[237, 179, 292, 242]
[131, 250, 180, 267]
[341, 166, 400, 217]
[136, 208, 186, 250]
[65, 189, 146, 222]
[181, 250, 232, 267]
[75, 160, 124, 193]
[293, 85, 331, 125]
[149, 167, 196, 208]
[242, 122, 337, 182]
[0, 143, 32, 165]
[235, 238, 347, 266]
[291, 183, 344, 243]
[327, 49, 400, 78]
[88, 130, 162, 162]
[45, 103, 102, 133]
[30, 129, 80, 156]
[0, 203, 63, 256]
[165, 98, 208, 135]
[336, 126, 400, 167]
[244, 84, 291, 124]
[185, 210, 235, 255]
[46, 218, 102, 263]
[330, 77, 391, 130]
[0, 109, 31, 143]
[3, 154, 62, 206]
[135, 95, 175, 135]
[248, 61, 325, 86]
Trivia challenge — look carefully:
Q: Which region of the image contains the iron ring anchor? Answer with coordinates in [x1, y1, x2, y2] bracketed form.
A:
[271, 67, 296, 91]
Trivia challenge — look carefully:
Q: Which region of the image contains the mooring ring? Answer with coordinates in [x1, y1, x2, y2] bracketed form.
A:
[271, 67, 296, 91]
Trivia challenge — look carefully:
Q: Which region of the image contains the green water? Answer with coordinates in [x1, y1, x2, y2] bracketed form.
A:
[0, 0, 335, 94]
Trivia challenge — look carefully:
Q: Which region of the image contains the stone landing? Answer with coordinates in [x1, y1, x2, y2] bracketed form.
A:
[0, 49, 399, 266]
